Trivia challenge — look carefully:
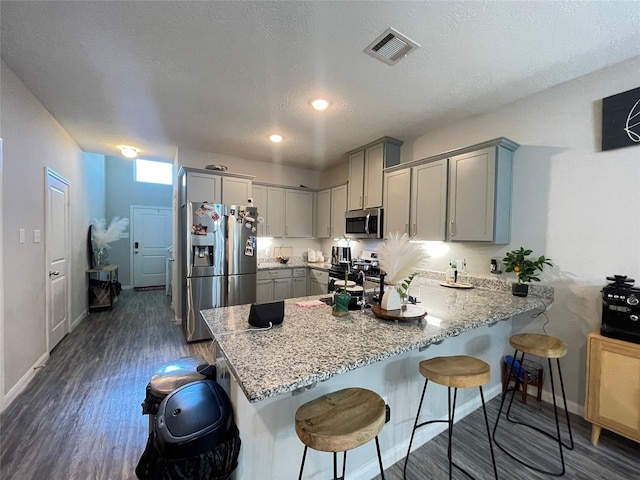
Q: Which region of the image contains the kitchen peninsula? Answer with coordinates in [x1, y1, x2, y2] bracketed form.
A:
[201, 276, 552, 480]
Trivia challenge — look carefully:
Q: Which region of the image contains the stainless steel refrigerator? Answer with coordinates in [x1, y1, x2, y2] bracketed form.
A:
[182, 202, 257, 342]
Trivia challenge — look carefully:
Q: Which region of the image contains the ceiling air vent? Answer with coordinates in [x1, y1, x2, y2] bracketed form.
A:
[364, 27, 420, 66]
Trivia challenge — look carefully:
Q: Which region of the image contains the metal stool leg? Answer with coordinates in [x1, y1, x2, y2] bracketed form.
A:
[493, 351, 573, 476]
[298, 445, 308, 480]
[404, 378, 429, 480]
[375, 435, 386, 480]
[447, 387, 455, 480]
[479, 386, 499, 480]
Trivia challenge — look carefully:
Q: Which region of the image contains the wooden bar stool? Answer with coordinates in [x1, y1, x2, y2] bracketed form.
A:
[404, 355, 498, 480]
[492, 333, 574, 476]
[295, 387, 387, 480]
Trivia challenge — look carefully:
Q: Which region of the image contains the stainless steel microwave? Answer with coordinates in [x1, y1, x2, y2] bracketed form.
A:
[345, 208, 384, 239]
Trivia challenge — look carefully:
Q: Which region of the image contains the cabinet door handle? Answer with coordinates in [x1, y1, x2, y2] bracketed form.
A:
[405, 223, 408, 234]
[285, 226, 288, 236]
[450, 220, 455, 237]
[359, 196, 363, 207]
[413, 223, 417, 236]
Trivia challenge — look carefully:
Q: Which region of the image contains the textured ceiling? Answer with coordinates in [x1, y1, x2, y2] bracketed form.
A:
[1, 1, 639, 169]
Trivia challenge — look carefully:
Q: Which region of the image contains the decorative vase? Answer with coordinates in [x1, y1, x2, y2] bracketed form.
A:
[512, 283, 529, 297]
[332, 290, 351, 317]
[381, 286, 402, 310]
[93, 248, 109, 269]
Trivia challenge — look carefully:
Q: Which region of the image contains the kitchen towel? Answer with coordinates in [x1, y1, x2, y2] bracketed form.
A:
[295, 299, 326, 308]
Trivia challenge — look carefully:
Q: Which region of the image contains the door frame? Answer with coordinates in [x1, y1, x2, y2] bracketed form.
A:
[129, 205, 172, 289]
[45, 167, 71, 351]
[0, 139, 5, 410]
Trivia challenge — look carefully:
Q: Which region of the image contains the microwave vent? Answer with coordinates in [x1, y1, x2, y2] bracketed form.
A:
[365, 27, 420, 66]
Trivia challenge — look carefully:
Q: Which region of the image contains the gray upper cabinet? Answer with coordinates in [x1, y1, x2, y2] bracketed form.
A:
[383, 168, 411, 237]
[252, 184, 314, 238]
[383, 159, 447, 241]
[222, 176, 252, 205]
[330, 184, 347, 238]
[447, 140, 517, 243]
[347, 137, 403, 211]
[285, 189, 313, 238]
[411, 159, 448, 241]
[316, 189, 331, 239]
[317, 184, 348, 239]
[180, 170, 221, 205]
[251, 184, 267, 237]
[266, 187, 285, 238]
[178, 167, 254, 207]
[347, 150, 365, 210]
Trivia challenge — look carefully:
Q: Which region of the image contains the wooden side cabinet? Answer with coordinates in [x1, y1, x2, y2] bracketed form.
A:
[585, 330, 640, 445]
[87, 265, 119, 313]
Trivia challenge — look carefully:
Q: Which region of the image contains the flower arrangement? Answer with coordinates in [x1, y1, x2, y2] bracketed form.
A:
[376, 233, 428, 309]
[91, 217, 130, 250]
[503, 247, 552, 283]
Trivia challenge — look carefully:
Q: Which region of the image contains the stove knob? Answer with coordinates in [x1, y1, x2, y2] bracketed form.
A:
[631, 315, 639, 322]
[627, 295, 639, 306]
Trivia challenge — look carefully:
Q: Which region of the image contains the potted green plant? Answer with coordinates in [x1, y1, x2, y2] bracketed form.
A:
[503, 247, 553, 297]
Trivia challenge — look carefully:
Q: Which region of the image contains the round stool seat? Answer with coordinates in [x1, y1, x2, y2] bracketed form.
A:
[419, 355, 490, 388]
[510, 333, 567, 359]
[149, 356, 206, 397]
[295, 388, 385, 453]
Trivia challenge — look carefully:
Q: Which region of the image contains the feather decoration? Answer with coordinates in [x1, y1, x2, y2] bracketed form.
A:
[92, 217, 129, 249]
[376, 232, 428, 285]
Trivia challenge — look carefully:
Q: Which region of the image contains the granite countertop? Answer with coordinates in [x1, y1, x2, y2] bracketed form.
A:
[257, 260, 332, 271]
[201, 276, 553, 403]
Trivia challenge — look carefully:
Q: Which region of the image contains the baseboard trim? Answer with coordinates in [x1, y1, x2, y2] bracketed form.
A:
[1, 351, 49, 413]
[71, 310, 86, 330]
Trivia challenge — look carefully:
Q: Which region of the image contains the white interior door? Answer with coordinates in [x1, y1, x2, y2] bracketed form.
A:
[46, 168, 70, 350]
[132, 206, 172, 288]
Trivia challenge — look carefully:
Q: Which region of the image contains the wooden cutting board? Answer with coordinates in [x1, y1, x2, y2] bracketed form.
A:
[371, 304, 427, 322]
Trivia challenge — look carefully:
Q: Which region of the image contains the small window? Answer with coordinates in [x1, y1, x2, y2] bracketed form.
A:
[135, 159, 173, 185]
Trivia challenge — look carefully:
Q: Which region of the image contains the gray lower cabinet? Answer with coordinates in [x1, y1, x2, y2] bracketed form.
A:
[292, 268, 308, 298]
[256, 269, 292, 303]
[308, 269, 329, 295]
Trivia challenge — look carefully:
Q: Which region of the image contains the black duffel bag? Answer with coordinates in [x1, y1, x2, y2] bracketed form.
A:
[135, 379, 241, 480]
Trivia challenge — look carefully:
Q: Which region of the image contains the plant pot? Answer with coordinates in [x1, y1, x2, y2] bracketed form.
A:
[332, 290, 351, 317]
[381, 286, 402, 310]
[512, 283, 529, 297]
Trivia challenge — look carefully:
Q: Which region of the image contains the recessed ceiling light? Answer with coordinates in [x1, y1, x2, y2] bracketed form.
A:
[120, 146, 138, 158]
[269, 134, 283, 143]
[311, 99, 329, 111]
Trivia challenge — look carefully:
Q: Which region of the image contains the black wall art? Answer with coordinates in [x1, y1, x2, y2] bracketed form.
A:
[602, 86, 640, 151]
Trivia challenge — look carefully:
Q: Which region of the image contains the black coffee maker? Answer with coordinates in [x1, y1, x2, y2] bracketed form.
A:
[331, 246, 351, 268]
[601, 275, 640, 344]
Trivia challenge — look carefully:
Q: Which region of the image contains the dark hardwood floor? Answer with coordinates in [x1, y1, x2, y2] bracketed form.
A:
[1, 289, 638, 479]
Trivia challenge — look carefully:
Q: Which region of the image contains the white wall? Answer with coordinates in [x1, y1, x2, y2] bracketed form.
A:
[400, 56, 640, 410]
[0, 60, 105, 406]
[176, 147, 321, 188]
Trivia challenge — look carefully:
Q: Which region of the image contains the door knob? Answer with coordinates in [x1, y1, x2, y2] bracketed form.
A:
[49, 270, 60, 277]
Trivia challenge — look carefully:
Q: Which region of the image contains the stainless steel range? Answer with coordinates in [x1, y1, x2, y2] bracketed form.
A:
[328, 249, 385, 308]
[601, 275, 640, 344]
